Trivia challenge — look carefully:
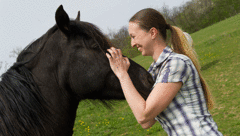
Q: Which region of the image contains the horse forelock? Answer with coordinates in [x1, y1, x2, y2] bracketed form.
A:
[0, 65, 55, 136]
[71, 21, 113, 51]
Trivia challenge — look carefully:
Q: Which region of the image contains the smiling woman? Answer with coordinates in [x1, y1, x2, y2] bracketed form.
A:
[106, 8, 223, 136]
[128, 22, 154, 56]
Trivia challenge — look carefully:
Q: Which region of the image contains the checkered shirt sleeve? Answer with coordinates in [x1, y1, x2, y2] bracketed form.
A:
[155, 57, 190, 84]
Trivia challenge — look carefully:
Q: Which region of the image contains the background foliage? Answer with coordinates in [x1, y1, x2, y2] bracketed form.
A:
[106, 0, 239, 59]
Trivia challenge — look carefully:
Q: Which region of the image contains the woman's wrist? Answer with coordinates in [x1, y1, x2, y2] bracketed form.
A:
[118, 71, 130, 82]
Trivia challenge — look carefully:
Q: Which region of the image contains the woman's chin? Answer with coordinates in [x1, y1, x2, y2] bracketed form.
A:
[141, 51, 146, 56]
[139, 49, 149, 56]
[141, 51, 151, 56]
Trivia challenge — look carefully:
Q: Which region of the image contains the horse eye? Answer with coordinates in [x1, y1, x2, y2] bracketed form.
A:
[92, 44, 100, 49]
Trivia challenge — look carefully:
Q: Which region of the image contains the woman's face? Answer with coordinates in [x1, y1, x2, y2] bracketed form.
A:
[128, 22, 154, 56]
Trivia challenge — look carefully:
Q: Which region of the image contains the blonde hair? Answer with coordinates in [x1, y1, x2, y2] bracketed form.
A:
[169, 26, 214, 110]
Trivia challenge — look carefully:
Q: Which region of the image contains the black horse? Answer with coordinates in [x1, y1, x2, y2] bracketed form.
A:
[0, 5, 154, 136]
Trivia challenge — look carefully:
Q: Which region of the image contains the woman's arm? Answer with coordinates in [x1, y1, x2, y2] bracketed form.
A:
[140, 118, 157, 129]
[119, 72, 182, 125]
[106, 47, 182, 126]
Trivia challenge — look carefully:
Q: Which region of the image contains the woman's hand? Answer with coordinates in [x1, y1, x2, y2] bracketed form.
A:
[106, 47, 130, 79]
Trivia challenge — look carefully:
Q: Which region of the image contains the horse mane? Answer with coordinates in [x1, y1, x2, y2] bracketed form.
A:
[0, 24, 59, 136]
[0, 65, 54, 136]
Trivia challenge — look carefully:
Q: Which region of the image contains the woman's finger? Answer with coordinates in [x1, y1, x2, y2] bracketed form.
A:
[111, 47, 119, 58]
[106, 52, 112, 61]
[124, 57, 130, 65]
[116, 49, 123, 60]
[107, 48, 116, 59]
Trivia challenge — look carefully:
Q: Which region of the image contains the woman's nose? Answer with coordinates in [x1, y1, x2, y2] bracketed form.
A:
[131, 40, 136, 48]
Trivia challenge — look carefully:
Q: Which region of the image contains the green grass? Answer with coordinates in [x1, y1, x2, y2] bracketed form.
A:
[73, 14, 240, 136]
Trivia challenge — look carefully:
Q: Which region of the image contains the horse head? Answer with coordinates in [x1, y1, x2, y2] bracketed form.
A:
[26, 5, 153, 102]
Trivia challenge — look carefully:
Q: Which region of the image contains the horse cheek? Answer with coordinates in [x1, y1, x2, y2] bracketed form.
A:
[68, 61, 105, 98]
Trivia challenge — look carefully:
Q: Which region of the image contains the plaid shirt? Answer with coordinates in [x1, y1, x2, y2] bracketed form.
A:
[148, 46, 223, 136]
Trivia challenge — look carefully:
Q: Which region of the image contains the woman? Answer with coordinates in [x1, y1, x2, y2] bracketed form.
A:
[106, 8, 222, 136]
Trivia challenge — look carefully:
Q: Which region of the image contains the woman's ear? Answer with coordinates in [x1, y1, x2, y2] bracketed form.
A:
[149, 27, 158, 40]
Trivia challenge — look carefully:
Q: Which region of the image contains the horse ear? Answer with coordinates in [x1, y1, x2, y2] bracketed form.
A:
[55, 5, 70, 35]
[76, 11, 80, 21]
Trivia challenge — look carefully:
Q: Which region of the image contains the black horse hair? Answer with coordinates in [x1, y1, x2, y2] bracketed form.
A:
[0, 65, 55, 136]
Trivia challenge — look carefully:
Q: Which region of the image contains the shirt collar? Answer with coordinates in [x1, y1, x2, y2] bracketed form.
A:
[147, 45, 173, 82]
[152, 46, 173, 68]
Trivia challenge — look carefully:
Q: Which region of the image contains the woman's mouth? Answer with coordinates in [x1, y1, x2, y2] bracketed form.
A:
[137, 46, 142, 51]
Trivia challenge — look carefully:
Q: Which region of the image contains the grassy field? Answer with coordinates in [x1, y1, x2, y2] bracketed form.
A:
[73, 14, 240, 136]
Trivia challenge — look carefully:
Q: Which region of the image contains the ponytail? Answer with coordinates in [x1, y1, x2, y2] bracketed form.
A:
[168, 25, 214, 110]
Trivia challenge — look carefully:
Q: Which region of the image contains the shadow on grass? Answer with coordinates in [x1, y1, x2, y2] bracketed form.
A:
[201, 60, 219, 71]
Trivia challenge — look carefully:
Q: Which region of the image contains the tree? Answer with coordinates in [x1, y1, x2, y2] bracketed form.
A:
[0, 47, 23, 73]
[107, 26, 141, 58]
[0, 61, 9, 72]
[158, 4, 178, 26]
[0, 61, 2, 71]
[107, 26, 129, 50]
[9, 46, 22, 58]
[121, 36, 141, 58]
[170, 7, 180, 26]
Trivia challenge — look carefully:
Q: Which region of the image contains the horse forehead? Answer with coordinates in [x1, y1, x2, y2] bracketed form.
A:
[71, 21, 91, 31]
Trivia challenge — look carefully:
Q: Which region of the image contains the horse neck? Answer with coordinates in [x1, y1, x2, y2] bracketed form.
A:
[9, 27, 80, 135]
[24, 48, 79, 135]
[0, 65, 79, 136]
[43, 87, 80, 136]
[30, 65, 80, 136]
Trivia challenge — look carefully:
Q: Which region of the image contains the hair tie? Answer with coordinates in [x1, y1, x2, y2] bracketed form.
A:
[166, 24, 171, 30]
